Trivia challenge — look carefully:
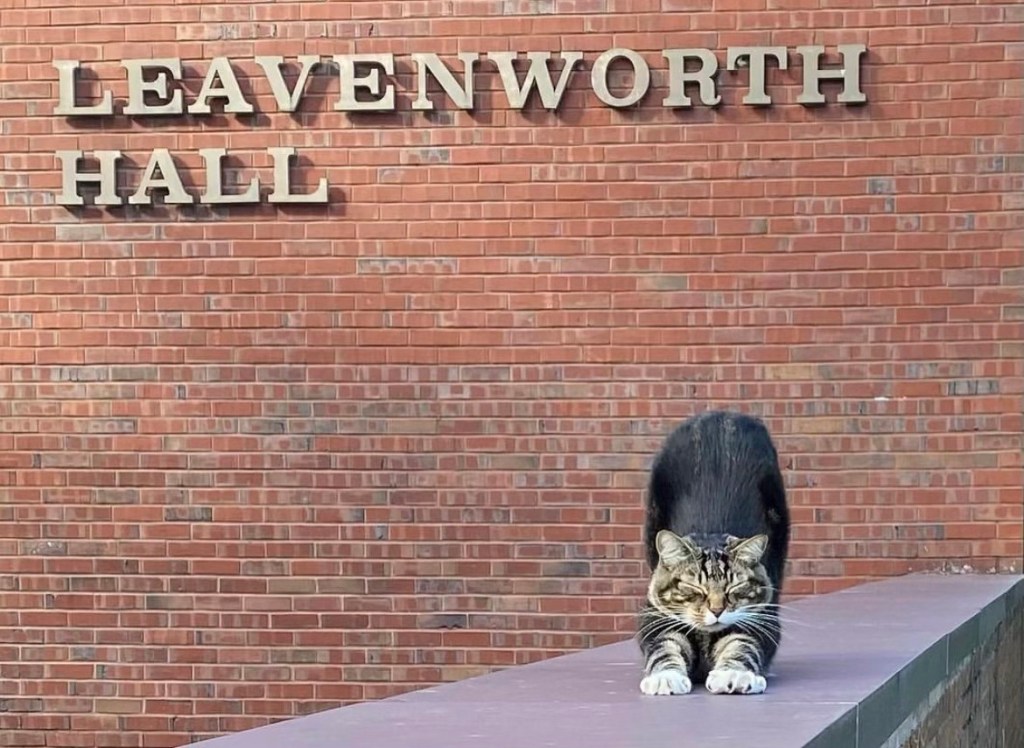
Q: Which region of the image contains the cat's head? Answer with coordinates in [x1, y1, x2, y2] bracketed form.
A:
[646, 530, 773, 632]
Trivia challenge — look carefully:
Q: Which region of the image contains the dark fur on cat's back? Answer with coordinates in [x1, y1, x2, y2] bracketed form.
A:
[637, 410, 790, 696]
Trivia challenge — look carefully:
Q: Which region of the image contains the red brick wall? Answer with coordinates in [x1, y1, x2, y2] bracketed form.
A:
[1, 1, 1022, 746]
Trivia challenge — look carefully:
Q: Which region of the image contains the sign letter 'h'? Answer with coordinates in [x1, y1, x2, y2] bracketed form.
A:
[796, 44, 867, 105]
[55, 150, 123, 206]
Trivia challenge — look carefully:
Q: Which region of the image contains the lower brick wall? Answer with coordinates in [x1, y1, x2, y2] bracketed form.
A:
[897, 595, 1023, 748]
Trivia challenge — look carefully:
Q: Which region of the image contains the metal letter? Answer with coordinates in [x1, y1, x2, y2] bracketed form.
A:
[488, 51, 583, 110]
[593, 48, 647, 107]
[411, 52, 478, 111]
[188, 57, 255, 115]
[591, 48, 651, 108]
[254, 55, 321, 113]
[267, 147, 328, 204]
[333, 53, 396, 111]
[53, 61, 114, 116]
[726, 46, 787, 106]
[796, 44, 867, 105]
[122, 59, 183, 116]
[129, 148, 193, 205]
[55, 150, 122, 206]
[662, 49, 721, 107]
[199, 148, 260, 204]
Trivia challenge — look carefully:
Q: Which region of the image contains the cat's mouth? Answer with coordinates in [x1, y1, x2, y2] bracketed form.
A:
[701, 611, 740, 631]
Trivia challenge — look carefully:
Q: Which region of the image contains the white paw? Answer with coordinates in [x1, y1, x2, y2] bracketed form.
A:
[705, 668, 766, 695]
[640, 669, 692, 696]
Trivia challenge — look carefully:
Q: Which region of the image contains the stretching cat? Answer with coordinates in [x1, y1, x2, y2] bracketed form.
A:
[637, 410, 790, 696]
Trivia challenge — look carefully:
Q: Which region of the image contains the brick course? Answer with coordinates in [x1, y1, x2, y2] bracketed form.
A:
[1, 1, 1022, 746]
[900, 591, 1024, 748]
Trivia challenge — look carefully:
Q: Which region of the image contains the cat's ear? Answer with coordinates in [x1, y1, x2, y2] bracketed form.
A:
[728, 534, 768, 566]
[656, 530, 698, 567]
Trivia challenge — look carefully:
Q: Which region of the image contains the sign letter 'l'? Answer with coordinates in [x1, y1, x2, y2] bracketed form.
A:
[53, 61, 114, 116]
[199, 148, 260, 204]
[268, 147, 329, 203]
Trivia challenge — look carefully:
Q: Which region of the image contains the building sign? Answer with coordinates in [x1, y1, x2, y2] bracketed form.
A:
[53, 45, 867, 208]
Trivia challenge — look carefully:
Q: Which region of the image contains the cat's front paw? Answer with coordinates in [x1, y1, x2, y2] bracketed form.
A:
[705, 668, 766, 695]
[640, 669, 692, 696]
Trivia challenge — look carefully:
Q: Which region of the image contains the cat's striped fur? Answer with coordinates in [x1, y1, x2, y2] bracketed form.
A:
[637, 410, 790, 695]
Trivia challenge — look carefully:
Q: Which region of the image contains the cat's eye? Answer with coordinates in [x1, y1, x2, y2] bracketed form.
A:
[672, 582, 705, 602]
[676, 581, 703, 594]
[727, 586, 756, 600]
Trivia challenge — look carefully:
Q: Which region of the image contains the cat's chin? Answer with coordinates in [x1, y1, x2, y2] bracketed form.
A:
[700, 622, 728, 633]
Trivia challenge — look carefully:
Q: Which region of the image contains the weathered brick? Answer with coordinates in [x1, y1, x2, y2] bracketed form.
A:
[164, 507, 214, 523]
[69, 647, 97, 661]
[144, 595, 191, 611]
[93, 699, 142, 715]
[23, 542, 67, 557]
[503, 0, 555, 13]
[54, 225, 106, 242]
[418, 614, 468, 630]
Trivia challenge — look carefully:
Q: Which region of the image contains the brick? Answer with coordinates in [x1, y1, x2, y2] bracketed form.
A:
[164, 507, 214, 523]
[93, 699, 142, 715]
[22, 541, 67, 556]
[417, 614, 468, 630]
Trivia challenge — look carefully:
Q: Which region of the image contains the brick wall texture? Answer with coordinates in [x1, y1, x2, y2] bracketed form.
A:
[1, 0, 1022, 746]
[901, 593, 1024, 748]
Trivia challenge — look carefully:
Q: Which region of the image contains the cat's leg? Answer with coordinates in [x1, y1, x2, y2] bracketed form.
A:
[705, 633, 767, 695]
[639, 630, 694, 695]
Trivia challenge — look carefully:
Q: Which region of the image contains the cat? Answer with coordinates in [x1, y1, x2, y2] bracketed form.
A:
[636, 410, 790, 696]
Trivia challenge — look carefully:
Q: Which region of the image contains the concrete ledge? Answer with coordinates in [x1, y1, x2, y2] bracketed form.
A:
[183, 573, 1024, 748]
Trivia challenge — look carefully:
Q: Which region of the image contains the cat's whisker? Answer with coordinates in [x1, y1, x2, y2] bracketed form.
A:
[741, 608, 817, 630]
[637, 612, 681, 632]
[740, 626, 780, 651]
[746, 602, 802, 615]
[636, 610, 699, 637]
[743, 611, 819, 636]
[730, 607, 784, 643]
[643, 610, 692, 635]
[739, 603, 815, 628]
[636, 617, 679, 638]
[745, 601, 794, 609]
[734, 618, 781, 649]
[772, 617, 819, 630]
[740, 614, 783, 627]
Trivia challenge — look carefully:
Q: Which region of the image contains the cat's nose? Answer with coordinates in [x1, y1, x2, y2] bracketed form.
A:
[708, 604, 725, 617]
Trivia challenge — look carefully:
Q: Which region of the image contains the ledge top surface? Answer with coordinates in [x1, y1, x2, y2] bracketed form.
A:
[185, 573, 1023, 748]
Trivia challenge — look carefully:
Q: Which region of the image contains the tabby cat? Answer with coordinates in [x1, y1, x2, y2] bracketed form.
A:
[637, 410, 790, 695]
